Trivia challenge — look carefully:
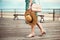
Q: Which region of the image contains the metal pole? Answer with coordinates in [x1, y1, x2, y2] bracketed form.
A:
[1, 9, 3, 18]
[14, 9, 16, 14]
[53, 9, 55, 21]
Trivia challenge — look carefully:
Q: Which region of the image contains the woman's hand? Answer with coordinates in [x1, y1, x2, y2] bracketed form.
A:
[28, 3, 33, 10]
[28, 0, 32, 10]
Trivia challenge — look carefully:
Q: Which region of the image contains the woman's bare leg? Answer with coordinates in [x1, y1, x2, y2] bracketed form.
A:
[27, 25, 35, 37]
[36, 22, 46, 35]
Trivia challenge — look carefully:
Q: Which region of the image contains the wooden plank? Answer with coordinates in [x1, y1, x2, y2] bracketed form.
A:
[0, 18, 60, 40]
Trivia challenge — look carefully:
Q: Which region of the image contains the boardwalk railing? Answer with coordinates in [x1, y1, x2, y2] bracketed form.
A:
[0, 9, 60, 21]
[42, 9, 60, 21]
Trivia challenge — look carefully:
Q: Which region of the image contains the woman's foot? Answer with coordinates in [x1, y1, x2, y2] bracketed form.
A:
[40, 31, 46, 36]
[27, 33, 35, 37]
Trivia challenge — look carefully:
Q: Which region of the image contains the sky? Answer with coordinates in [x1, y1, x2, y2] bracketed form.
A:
[0, 0, 60, 10]
[40, 0, 60, 9]
[0, 0, 25, 9]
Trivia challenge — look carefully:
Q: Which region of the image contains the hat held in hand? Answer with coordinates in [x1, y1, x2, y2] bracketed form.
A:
[25, 9, 37, 25]
[25, 14, 33, 23]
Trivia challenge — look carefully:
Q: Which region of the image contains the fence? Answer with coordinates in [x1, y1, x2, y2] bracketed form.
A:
[0, 9, 60, 21]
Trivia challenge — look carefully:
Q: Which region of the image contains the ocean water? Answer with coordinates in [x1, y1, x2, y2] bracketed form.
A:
[0, 0, 60, 13]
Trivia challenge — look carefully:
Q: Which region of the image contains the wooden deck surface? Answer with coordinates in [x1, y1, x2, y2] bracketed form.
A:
[0, 18, 60, 40]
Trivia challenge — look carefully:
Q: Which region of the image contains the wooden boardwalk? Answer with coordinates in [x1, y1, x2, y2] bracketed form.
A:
[0, 18, 60, 40]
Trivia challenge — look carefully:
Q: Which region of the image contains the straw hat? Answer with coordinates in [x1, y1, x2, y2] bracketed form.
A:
[25, 14, 33, 23]
[25, 9, 37, 25]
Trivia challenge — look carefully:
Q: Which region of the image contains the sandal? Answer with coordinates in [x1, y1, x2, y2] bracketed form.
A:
[27, 34, 35, 38]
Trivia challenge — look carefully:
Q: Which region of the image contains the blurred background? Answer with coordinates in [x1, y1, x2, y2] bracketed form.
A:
[0, 0, 60, 21]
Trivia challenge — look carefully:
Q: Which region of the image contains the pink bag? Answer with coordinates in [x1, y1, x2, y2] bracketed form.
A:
[31, 4, 41, 12]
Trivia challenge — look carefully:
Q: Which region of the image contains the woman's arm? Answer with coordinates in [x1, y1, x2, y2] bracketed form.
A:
[29, 0, 32, 6]
[28, 0, 32, 9]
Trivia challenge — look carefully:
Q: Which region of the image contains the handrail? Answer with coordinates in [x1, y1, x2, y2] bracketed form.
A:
[0, 8, 60, 21]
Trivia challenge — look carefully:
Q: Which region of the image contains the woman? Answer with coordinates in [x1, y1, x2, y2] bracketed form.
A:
[25, 0, 46, 37]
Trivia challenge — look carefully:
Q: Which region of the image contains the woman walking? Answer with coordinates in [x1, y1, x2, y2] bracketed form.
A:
[25, 0, 46, 37]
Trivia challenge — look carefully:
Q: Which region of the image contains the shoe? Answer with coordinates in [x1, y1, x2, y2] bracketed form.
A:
[40, 32, 46, 36]
[26, 34, 35, 38]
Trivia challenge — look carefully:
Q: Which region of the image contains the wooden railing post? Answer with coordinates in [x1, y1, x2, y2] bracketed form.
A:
[53, 9, 55, 21]
[1, 9, 3, 18]
[14, 9, 16, 14]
